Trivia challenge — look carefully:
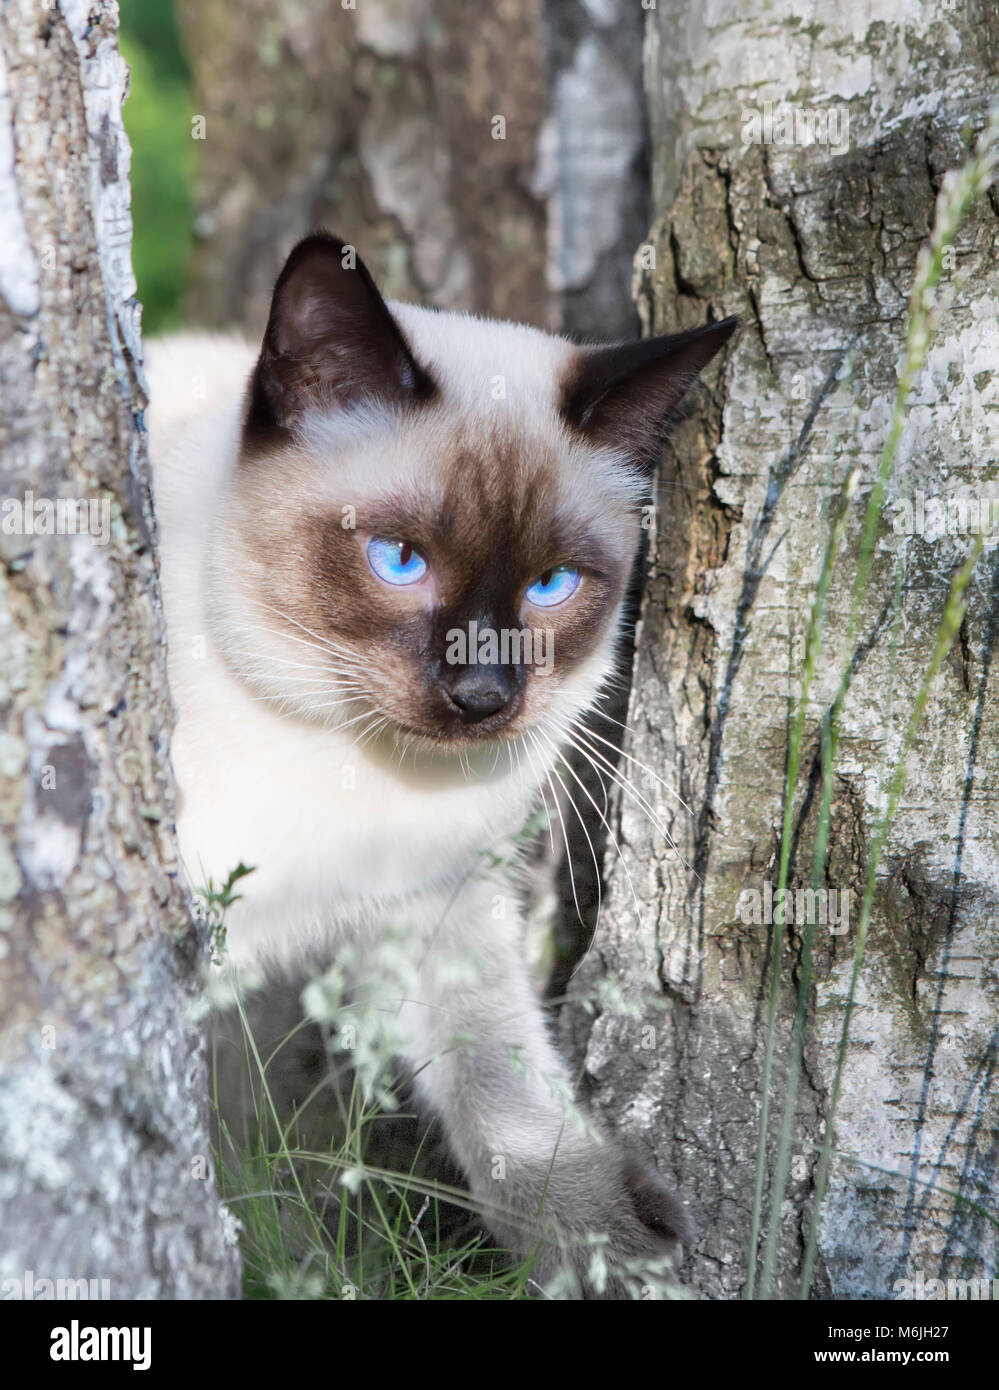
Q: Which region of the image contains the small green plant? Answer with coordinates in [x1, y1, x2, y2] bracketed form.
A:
[199, 848, 541, 1300]
[197, 862, 255, 968]
[199, 829, 687, 1300]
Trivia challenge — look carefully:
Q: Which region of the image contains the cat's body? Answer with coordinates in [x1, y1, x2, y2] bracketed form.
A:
[149, 325, 590, 972]
[148, 234, 735, 1296]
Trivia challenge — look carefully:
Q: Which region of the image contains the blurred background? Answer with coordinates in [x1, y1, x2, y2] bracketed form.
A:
[119, 0, 194, 334]
[119, 0, 648, 343]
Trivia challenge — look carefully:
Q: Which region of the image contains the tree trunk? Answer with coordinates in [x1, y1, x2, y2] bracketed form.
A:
[175, 0, 553, 334]
[174, 0, 647, 340]
[565, 1, 999, 1299]
[0, 0, 239, 1299]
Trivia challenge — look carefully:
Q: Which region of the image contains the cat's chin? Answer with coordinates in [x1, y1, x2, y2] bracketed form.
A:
[319, 704, 539, 765]
[369, 717, 522, 756]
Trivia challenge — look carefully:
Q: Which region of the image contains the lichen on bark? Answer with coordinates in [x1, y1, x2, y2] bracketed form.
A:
[567, 0, 999, 1299]
[0, 0, 239, 1298]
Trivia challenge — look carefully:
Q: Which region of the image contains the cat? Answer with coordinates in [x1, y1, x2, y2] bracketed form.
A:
[147, 232, 736, 1298]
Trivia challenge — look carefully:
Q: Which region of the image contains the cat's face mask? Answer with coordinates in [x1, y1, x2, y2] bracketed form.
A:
[212, 234, 736, 754]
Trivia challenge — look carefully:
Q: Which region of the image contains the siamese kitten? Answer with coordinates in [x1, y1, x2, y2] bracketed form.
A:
[148, 232, 736, 1297]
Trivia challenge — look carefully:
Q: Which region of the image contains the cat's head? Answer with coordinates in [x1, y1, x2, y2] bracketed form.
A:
[215, 232, 736, 756]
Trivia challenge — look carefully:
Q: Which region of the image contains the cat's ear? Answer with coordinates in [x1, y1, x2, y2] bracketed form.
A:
[560, 317, 739, 468]
[245, 231, 436, 436]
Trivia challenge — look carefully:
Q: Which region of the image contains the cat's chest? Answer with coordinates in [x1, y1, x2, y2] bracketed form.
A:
[168, 651, 532, 956]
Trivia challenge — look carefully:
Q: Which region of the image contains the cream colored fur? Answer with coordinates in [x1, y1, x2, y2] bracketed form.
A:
[146, 305, 683, 1296]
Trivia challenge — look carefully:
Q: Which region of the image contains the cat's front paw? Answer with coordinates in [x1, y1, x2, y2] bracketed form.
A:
[518, 1144, 694, 1300]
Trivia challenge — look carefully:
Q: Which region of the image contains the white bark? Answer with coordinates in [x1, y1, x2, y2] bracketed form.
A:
[567, 0, 999, 1299]
[0, 0, 239, 1298]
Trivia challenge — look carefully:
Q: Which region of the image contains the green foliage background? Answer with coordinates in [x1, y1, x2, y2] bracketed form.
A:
[119, 0, 193, 335]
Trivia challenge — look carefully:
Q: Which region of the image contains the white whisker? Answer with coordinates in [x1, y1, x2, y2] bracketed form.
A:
[535, 719, 647, 937]
[249, 600, 369, 666]
[526, 728, 583, 927]
[545, 712, 694, 876]
[519, 734, 557, 856]
[569, 715, 695, 819]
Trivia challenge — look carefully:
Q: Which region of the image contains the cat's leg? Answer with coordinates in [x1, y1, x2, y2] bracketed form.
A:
[395, 875, 691, 1299]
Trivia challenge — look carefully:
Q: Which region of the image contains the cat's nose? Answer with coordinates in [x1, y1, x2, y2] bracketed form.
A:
[441, 668, 515, 722]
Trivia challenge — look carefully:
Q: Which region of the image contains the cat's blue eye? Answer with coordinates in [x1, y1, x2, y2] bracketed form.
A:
[367, 537, 428, 585]
[525, 565, 580, 607]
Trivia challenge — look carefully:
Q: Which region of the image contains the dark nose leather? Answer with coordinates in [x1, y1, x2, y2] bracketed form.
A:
[442, 668, 514, 723]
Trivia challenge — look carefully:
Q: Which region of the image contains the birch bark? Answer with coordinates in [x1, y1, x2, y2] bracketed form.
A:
[566, 0, 999, 1299]
[0, 0, 239, 1298]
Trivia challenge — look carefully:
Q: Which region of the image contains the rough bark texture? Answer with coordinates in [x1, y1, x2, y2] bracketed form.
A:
[0, 0, 239, 1298]
[565, 0, 999, 1299]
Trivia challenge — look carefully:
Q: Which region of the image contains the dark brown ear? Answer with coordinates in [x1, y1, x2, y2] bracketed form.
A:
[560, 317, 739, 468]
[245, 231, 436, 437]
